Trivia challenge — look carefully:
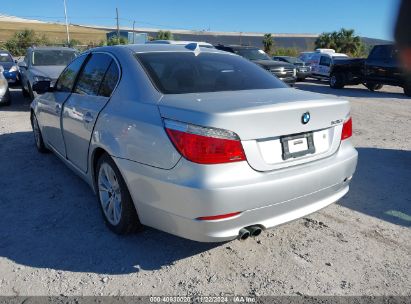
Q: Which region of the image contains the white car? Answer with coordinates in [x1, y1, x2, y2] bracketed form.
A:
[309, 49, 349, 79]
[0, 67, 11, 106]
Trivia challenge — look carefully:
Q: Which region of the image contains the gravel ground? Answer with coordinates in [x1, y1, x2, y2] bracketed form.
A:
[0, 82, 410, 296]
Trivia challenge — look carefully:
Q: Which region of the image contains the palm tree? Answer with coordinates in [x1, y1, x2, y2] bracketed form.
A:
[337, 28, 362, 56]
[262, 33, 274, 53]
[315, 28, 364, 57]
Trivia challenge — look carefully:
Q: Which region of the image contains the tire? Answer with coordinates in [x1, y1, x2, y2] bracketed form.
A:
[22, 85, 29, 97]
[28, 84, 35, 100]
[365, 83, 383, 91]
[329, 73, 345, 89]
[2, 90, 11, 106]
[31, 114, 48, 153]
[404, 85, 411, 97]
[96, 154, 142, 234]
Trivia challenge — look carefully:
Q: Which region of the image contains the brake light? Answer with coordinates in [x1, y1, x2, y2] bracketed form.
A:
[164, 119, 246, 164]
[341, 117, 352, 140]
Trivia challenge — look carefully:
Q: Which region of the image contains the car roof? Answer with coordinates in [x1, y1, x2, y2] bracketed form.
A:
[93, 44, 228, 54]
[148, 40, 213, 46]
[313, 52, 348, 57]
[29, 46, 77, 52]
[219, 45, 258, 49]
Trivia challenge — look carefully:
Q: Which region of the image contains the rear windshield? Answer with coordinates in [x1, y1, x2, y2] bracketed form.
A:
[135, 52, 286, 94]
[283, 57, 303, 64]
[32, 50, 77, 66]
[234, 48, 271, 61]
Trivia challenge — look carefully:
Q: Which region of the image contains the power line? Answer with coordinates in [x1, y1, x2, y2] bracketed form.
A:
[4, 14, 208, 32]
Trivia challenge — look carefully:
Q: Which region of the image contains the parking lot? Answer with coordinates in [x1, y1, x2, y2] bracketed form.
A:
[0, 82, 410, 296]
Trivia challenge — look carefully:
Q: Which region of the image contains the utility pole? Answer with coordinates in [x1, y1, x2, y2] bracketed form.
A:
[63, 0, 70, 45]
[116, 8, 120, 44]
[132, 20, 135, 44]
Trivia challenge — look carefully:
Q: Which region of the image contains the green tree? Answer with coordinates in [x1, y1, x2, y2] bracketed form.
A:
[3, 29, 50, 56]
[106, 36, 128, 46]
[156, 30, 173, 40]
[66, 39, 81, 48]
[262, 33, 274, 53]
[315, 28, 364, 57]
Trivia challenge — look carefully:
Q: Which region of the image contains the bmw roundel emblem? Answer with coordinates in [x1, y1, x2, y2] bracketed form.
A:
[302, 112, 311, 124]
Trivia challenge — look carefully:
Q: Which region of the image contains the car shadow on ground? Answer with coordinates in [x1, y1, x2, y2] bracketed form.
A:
[295, 79, 409, 99]
[339, 147, 411, 227]
[0, 132, 409, 274]
[0, 131, 220, 275]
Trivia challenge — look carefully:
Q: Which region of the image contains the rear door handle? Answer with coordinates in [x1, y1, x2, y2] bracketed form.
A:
[84, 112, 94, 123]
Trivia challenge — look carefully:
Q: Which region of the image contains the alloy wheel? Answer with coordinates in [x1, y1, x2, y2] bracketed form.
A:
[32, 116, 41, 148]
[98, 163, 122, 225]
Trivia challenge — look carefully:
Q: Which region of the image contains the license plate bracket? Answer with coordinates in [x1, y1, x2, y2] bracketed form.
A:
[281, 132, 315, 160]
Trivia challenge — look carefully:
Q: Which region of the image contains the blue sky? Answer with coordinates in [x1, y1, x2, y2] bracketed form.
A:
[1, 0, 400, 40]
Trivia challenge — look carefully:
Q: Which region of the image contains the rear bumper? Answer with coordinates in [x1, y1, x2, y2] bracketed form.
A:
[297, 71, 310, 79]
[115, 140, 358, 242]
[3, 71, 18, 83]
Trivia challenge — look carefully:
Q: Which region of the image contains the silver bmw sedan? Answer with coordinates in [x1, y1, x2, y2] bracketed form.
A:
[30, 44, 357, 242]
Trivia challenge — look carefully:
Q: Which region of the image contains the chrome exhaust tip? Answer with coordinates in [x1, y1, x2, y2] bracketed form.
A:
[238, 228, 250, 241]
[248, 226, 262, 237]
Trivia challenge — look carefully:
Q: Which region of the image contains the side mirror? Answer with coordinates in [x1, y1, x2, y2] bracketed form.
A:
[18, 61, 27, 69]
[32, 81, 52, 94]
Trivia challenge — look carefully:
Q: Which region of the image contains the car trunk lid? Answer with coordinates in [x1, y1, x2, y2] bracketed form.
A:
[158, 88, 350, 171]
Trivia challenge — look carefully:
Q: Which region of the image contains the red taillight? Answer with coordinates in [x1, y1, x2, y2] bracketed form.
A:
[341, 117, 352, 140]
[164, 120, 246, 165]
[197, 212, 242, 221]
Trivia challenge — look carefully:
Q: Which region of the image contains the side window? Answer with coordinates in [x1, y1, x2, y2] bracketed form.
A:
[319, 56, 331, 67]
[74, 53, 112, 96]
[25, 50, 30, 65]
[369, 46, 392, 60]
[98, 61, 120, 97]
[55, 54, 88, 92]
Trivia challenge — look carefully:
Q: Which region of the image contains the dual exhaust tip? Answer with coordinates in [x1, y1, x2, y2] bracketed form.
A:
[238, 226, 262, 241]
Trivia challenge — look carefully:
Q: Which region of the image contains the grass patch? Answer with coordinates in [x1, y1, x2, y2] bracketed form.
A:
[0, 21, 108, 45]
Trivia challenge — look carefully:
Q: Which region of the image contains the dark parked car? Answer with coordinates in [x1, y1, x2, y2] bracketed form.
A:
[18, 46, 77, 100]
[215, 45, 296, 86]
[0, 50, 19, 85]
[273, 56, 311, 81]
[329, 44, 411, 96]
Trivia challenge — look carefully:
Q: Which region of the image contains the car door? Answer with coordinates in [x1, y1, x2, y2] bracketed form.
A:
[18, 50, 30, 90]
[318, 55, 331, 76]
[365, 45, 392, 83]
[62, 52, 120, 173]
[387, 47, 402, 84]
[37, 54, 88, 156]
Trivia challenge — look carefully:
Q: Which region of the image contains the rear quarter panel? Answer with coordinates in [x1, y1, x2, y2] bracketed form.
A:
[89, 47, 180, 171]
